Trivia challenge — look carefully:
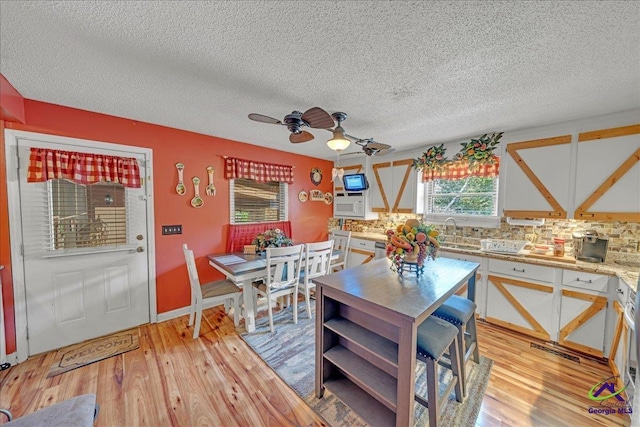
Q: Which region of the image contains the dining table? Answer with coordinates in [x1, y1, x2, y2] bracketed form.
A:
[313, 257, 480, 427]
[207, 248, 340, 332]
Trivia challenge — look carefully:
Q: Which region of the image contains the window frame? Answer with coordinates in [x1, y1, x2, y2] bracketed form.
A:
[422, 175, 501, 228]
[229, 178, 289, 224]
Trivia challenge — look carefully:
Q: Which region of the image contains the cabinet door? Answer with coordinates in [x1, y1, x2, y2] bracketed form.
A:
[334, 157, 367, 193]
[609, 300, 629, 389]
[574, 124, 640, 221]
[558, 288, 607, 358]
[347, 238, 376, 269]
[485, 263, 556, 341]
[371, 160, 392, 212]
[503, 135, 572, 218]
[390, 159, 418, 213]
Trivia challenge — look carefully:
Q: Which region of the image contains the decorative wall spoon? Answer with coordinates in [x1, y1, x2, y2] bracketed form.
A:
[175, 163, 186, 195]
[191, 177, 204, 208]
[206, 166, 216, 196]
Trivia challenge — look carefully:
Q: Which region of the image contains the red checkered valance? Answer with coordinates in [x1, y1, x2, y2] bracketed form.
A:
[27, 147, 142, 188]
[422, 157, 500, 182]
[224, 157, 294, 184]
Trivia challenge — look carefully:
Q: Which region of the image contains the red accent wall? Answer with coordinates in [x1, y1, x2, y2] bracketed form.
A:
[0, 75, 25, 123]
[0, 98, 334, 354]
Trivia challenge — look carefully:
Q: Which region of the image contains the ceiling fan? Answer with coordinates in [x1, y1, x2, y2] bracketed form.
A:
[248, 107, 335, 143]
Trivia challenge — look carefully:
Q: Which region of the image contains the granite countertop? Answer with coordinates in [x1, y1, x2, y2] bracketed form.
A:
[349, 231, 640, 292]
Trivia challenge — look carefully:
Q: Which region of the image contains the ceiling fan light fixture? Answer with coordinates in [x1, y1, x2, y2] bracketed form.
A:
[327, 126, 351, 151]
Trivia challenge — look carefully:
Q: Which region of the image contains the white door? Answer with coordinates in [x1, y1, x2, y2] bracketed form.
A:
[14, 136, 151, 356]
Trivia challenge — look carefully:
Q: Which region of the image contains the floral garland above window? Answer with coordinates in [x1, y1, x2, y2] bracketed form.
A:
[452, 132, 503, 169]
[413, 132, 503, 172]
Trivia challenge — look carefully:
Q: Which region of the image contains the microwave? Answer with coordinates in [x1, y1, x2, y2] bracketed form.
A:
[333, 192, 378, 220]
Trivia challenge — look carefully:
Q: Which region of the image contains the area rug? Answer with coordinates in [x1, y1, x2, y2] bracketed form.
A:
[47, 328, 139, 378]
[241, 304, 492, 426]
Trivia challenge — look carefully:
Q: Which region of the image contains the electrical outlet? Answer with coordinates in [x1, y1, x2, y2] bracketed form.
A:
[162, 225, 182, 235]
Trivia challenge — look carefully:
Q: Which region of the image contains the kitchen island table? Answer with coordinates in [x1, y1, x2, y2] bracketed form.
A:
[313, 257, 479, 427]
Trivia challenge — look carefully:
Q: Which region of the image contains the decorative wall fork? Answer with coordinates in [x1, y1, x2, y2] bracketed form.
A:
[206, 166, 216, 196]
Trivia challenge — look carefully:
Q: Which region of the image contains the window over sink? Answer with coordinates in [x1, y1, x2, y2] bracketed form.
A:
[423, 175, 500, 228]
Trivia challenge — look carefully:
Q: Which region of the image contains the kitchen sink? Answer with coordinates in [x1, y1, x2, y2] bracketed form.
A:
[614, 260, 640, 268]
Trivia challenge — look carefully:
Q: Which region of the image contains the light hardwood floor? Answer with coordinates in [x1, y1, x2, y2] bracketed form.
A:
[0, 306, 631, 426]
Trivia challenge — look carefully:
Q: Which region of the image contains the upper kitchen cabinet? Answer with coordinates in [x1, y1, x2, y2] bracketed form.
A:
[370, 157, 423, 214]
[503, 134, 573, 219]
[574, 124, 640, 222]
[333, 155, 368, 193]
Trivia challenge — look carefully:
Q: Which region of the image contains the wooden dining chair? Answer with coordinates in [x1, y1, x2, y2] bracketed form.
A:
[329, 230, 351, 272]
[298, 240, 334, 319]
[183, 244, 242, 339]
[252, 244, 304, 333]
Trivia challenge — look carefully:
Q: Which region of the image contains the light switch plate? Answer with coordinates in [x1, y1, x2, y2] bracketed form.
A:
[162, 225, 182, 235]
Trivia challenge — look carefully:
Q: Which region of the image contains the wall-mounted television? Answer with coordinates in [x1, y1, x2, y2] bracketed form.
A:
[342, 173, 369, 192]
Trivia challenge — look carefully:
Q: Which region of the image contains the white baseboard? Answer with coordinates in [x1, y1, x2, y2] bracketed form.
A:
[0, 352, 18, 368]
[156, 301, 233, 323]
[156, 306, 191, 323]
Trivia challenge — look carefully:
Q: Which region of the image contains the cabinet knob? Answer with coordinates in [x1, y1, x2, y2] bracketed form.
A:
[617, 289, 624, 294]
[576, 278, 593, 284]
[513, 267, 525, 273]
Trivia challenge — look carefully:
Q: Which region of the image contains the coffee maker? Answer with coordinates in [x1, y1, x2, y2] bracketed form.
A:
[572, 230, 609, 263]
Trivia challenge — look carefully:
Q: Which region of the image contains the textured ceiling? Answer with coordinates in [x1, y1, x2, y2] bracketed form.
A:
[1, 1, 639, 160]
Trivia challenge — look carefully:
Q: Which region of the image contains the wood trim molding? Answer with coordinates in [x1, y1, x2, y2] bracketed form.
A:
[487, 275, 552, 340]
[372, 162, 391, 211]
[608, 300, 624, 364]
[578, 124, 640, 142]
[349, 248, 374, 264]
[392, 160, 413, 212]
[558, 290, 607, 358]
[575, 124, 640, 221]
[485, 316, 550, 341]
[506, 135, 571, 218]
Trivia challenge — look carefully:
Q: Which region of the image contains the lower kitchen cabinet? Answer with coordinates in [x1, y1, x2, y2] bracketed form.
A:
[347, 238, 376, 269]
[558, 270, 610, 358]
[485, 259, 557, 341]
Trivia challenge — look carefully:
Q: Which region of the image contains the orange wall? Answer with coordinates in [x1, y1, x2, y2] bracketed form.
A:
[0, 98, 334, 354]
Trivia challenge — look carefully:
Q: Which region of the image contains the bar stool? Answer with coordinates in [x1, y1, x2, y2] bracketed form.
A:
[432, 295, 479, 397]
[415, 316, 463, 427]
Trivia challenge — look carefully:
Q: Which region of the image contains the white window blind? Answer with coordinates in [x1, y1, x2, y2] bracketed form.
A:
[230, 178, 288, 224]
[22, 179, 137, 253]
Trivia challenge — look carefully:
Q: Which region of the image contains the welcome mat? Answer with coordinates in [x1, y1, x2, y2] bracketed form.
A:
[47, 328, 139, 378]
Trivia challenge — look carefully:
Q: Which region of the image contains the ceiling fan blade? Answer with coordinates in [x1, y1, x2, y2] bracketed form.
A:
[248, 113, 282, 125]
[302, 107, 335, 129]
[374, 148, 395, 156]
[290, 131, 314, 143]
[367, 141, 391, 151]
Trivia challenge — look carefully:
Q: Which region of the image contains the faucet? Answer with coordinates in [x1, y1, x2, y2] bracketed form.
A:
[444, 217, 457, 245]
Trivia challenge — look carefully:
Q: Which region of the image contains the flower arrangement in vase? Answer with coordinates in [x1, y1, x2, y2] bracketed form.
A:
[251, 228, 293, 253]
[385, 219, 441, 274]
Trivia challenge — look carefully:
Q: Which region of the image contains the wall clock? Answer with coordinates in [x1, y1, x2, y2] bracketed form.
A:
[310, 168, 323, 186]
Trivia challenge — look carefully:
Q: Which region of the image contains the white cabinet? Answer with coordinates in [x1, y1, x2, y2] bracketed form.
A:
[370, 158, 422, 214]
[558, 270, 610, 358]
[485, 259, 557, 341]
[574, 124, 640, 221]
[347, 238, 376, 269]
[502, 134, 572, 219]
[333, 155, 368, 193]
[501, 116, 640, 221]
